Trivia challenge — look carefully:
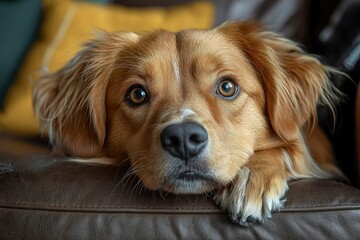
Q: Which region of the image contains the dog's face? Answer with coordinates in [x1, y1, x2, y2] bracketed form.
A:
[105, 29, 267, 193]
[33, 22, 332, 194]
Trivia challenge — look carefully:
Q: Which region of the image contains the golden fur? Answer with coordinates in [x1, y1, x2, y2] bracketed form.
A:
[33, 21, 343, 225]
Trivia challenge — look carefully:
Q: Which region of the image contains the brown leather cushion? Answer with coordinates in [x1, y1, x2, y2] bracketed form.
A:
[1, 153, 360, 239]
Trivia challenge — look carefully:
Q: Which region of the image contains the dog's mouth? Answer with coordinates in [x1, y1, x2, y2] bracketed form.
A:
[162, 169, 218, 194]
[175, 170, 214, 184]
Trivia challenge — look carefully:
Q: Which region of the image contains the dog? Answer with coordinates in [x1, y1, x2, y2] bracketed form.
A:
[33, 21, 343, 226]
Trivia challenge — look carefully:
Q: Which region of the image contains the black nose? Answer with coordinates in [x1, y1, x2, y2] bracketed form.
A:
[160, 122, 208, 161]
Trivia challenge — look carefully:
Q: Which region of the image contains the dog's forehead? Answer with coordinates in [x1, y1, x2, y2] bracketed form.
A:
[172, 29, 243, 65]
[176, 29, 235, 54]
[133, 29, 247, 82]
[140, 29, 232, 53]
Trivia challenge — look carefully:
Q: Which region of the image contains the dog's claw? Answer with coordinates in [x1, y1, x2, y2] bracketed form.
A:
[238, 220, 251, 227]
[246, 216, 257, 223]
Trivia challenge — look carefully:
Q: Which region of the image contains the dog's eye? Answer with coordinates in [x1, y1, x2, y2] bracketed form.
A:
[216, 79, 239, 99]
[126, 85, 149, 106]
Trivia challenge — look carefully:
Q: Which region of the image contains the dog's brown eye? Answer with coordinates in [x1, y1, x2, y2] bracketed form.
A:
[126, 85, 149, 106]
[216, 79, 239, 99]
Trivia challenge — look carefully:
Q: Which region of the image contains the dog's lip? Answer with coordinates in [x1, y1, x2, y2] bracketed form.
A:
[162, 170, 218, 194]
[173, 170, 215, 182]
[178, 171, 201, 180]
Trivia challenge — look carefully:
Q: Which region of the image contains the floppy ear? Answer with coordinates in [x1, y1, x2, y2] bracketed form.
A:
[219, 22, 337, 141]
[33, 32, 138, 157]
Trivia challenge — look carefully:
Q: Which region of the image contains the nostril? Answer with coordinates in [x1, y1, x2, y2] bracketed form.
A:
[160, 125, 185, 159]
[189, 132, 207, 144]
[167, 136, 180, 147]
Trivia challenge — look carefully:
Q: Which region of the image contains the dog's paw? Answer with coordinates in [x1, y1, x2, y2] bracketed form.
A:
[213, 167, 288, 226]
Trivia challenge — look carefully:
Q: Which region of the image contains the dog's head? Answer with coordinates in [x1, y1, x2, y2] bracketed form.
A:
[33, 22, 335, 194]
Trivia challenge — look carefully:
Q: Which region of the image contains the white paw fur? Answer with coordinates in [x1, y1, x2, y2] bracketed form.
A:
[214, 167, 288, 226]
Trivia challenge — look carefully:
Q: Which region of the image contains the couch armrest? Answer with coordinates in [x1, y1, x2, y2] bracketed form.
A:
[1, 156, 360, 239]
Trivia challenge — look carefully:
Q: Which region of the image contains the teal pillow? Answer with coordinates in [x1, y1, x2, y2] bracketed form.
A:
[0, 0, 41, 108]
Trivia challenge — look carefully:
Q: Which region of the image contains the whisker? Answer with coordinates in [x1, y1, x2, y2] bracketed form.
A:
[110, 155, 150, 195]
[130, 176, 144, 197]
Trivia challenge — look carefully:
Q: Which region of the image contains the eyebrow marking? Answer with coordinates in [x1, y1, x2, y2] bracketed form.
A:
[160, 107, 196, 124]
[179, 107, 196, 121]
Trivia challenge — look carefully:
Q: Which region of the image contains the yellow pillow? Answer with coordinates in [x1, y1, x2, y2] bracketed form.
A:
[0, 1, 214, 135]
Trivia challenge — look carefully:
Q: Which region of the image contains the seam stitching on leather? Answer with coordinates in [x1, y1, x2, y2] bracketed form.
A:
[1, 201, 360, 211]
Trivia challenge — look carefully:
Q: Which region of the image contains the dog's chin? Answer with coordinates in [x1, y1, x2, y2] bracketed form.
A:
[162, 171, 219, 194]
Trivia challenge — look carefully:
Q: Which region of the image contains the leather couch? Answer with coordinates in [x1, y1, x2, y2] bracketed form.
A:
[1, 132, 360, 239]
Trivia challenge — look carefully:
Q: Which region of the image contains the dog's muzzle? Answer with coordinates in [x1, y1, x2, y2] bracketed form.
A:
[160, 122, 208, 161]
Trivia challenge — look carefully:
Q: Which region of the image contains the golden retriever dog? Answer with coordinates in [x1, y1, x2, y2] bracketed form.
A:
[33, 21, 343, 226]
